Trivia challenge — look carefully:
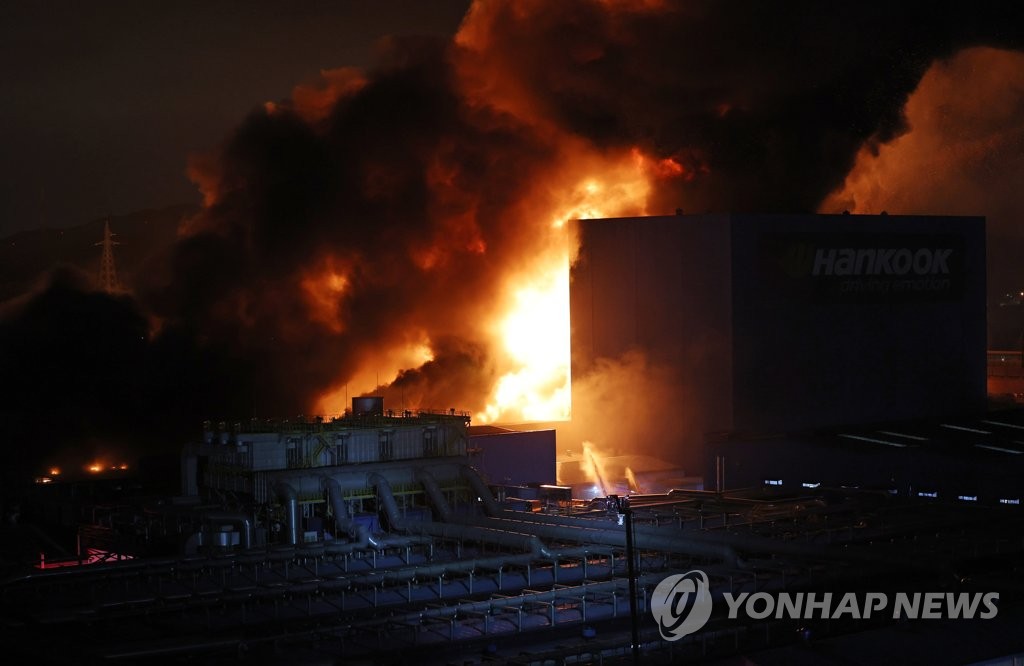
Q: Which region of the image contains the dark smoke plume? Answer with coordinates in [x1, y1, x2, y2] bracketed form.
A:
[5, 1, 1024, 478]
[159, 0, 1024, 420]
[457, 1, 1024, 214]
[160, 36, 561, 418]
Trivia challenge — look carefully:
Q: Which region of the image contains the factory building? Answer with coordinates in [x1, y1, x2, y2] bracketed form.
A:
[570, 213, 987, 438]
[569, 211, 1007, 515]
[6, 215, 1024, 665]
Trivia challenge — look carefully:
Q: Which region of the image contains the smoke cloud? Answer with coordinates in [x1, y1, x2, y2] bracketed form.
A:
[823, 47, 1024, 347]
[5, 1, 1024, 479]
[456, 1, 1024, 213]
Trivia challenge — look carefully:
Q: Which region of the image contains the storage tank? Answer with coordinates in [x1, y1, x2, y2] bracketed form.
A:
[352, 396, 384, 417]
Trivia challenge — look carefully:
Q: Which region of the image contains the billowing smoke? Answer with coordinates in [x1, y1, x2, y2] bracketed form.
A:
[159, 36, 573, 418]
[823, 47, 1024, 347]
[456, 1, 1024, 213]
[5, 1, 1024, 481]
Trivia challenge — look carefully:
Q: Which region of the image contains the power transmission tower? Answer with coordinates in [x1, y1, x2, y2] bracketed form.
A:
[96, 219, 122, 294]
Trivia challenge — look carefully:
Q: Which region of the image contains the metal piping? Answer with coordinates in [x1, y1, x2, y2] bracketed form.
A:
[416, 468, 453, 522]
[323, 476, 355, 536]
[458, 514, 742, 567]
[489, 507, 955, 573]
[273, 481, 299, 546]
[369, 472, 407, 531]
[459, 464, 500, 517]
[325, 475, 400, 550]
[201, 511, 254, 550]
[370, 471, 570, 558]
[353, 573, 664, 628]
[103, 572, 646, 661]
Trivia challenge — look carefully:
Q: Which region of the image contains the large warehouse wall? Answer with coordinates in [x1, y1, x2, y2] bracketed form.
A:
[571, 213, 987, 441]
[570, 215, 735, 443]
[731, 214, 987, 430]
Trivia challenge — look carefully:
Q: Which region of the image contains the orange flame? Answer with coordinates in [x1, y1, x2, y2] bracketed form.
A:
[475, 146, 656, 423]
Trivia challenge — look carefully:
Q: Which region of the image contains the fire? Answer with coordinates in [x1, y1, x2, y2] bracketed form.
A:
[316, 339, 437, 414]
[475, 146, 662, 423]
[302, 137, 665, 423]
[85, 461, 129, 474]
[477, 264, 571, 423]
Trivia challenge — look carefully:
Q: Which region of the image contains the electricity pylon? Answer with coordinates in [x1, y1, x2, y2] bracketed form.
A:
[96, 220, 122, 294]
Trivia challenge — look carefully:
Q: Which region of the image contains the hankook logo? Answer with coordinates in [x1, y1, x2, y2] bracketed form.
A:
[758, 232, 967, 303]
[812, 247, 952, 277]
[650, 570, 713, 641]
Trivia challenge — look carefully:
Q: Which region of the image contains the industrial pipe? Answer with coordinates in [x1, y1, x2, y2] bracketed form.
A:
[370, 471, 571, 558]
[416, 468, 453, 522]
[201, 511, 254, 550]
[459, 464, 500, 517]
[456, 514, 742, 567]
[274, 481, 300, 546]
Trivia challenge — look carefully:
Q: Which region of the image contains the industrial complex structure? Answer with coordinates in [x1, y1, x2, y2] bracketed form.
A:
[571, 213, 987, 437]
[3, 214, 1024, 664]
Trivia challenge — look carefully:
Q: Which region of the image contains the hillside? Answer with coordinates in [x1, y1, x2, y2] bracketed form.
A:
[0, 205, 195, 301]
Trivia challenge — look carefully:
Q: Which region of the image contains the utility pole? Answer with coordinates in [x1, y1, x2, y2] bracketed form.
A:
[611, 494, 640, 664]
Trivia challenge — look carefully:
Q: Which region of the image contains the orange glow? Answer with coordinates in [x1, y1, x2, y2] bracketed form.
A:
[316, 340, 436, 414]
[310, 145, 659, 423]
[289, 67, 368, 124]
[48, 467, 61, 476]
[475, 146, 657, 423]
[300, 258, 350, 333]
[85, 461, 128, 473]
[822, 47, 1024, 217]
[477, 263, 571, 423]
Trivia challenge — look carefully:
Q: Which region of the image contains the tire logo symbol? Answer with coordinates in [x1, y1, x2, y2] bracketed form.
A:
[650, 570, 713, 641]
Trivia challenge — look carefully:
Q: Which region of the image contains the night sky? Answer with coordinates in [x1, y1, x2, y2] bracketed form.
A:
[0, 0, 470, 236]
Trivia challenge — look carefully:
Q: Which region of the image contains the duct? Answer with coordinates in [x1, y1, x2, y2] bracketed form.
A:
[323, 475, 398, 550]
[323, 476, 356, 536]
[457, 514, 742, 567]
[369, 472, 407, 532]
[263, 459, 464, 509]
[201, 511, 253, 550]
[498, 508, 618, 528]
[370, 471, 570, 559]
[459, 464, 500, 517]
[274, 482, 299, 546]
[409, 522, 545, 556]
[483, 509, 956, 574]
[416, 467, 452, 522]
